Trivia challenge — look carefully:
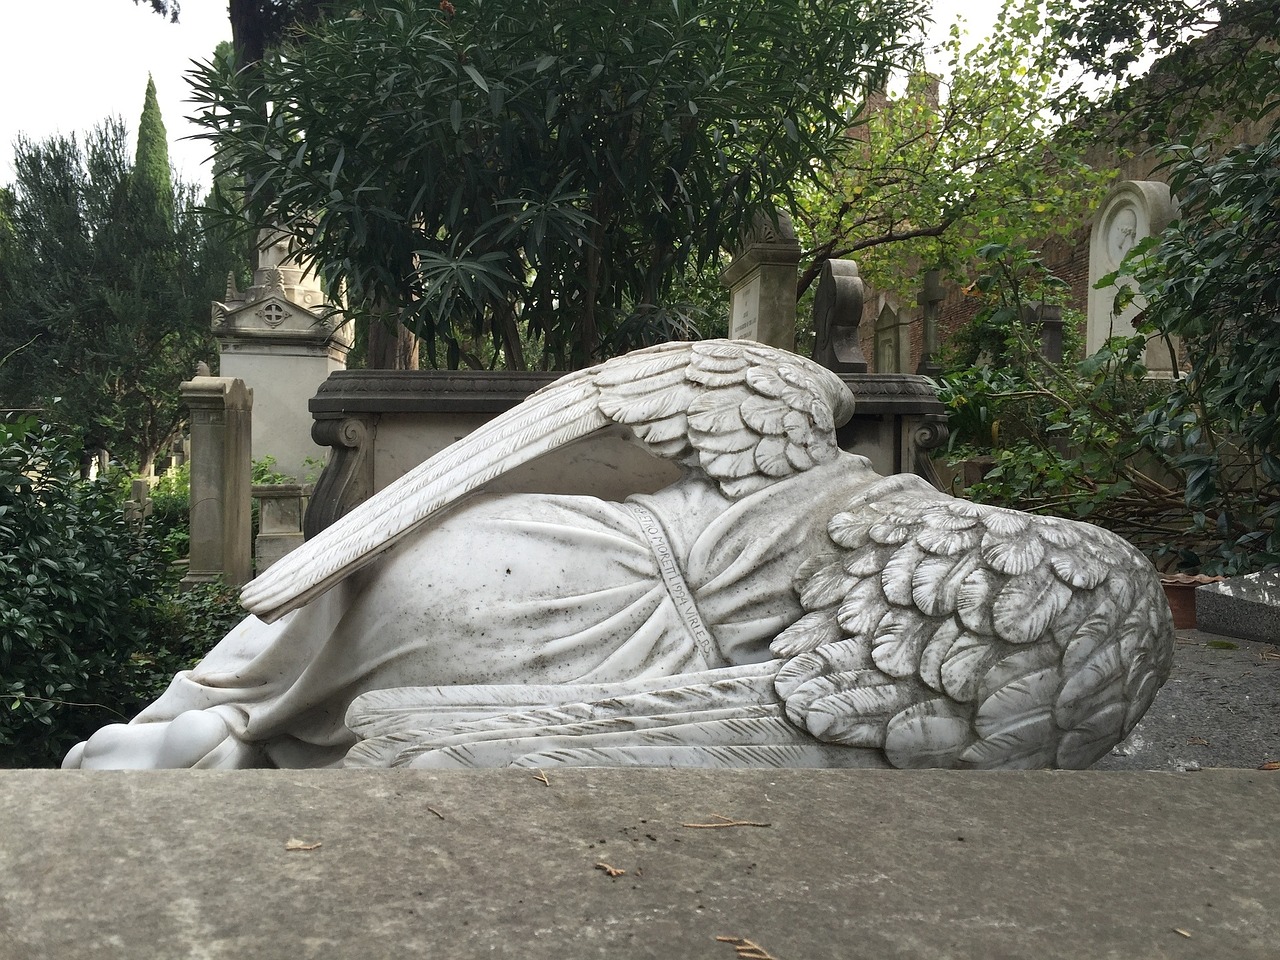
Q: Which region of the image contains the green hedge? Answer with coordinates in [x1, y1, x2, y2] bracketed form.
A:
[0, 417, 240, 767]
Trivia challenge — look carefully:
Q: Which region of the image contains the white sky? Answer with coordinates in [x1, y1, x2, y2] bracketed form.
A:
[0, 0, 1003, 191]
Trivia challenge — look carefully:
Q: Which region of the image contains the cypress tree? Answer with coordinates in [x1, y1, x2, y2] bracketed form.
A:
[130, 74, 173, 237]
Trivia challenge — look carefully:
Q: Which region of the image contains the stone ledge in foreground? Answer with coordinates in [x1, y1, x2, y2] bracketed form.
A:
[1, 768, 1276, 960]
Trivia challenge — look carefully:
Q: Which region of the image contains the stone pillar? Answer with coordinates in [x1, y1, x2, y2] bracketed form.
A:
[181, 376, 253, 589]
[1087, 180, 1179, 375]
[213, 229, 353, 481]
[719, 211, 801, 350]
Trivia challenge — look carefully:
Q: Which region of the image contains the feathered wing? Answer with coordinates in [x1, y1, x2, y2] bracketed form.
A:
[770, 474, 1176, 769]
[343, 663, 884, 770]
[240, 339, 855, 622]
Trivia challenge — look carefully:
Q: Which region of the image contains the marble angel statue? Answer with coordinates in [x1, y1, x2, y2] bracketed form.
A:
[65, 340, 1174, 771]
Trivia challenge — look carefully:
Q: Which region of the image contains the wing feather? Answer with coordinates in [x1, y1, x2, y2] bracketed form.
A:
[777, 475, 1176, 770]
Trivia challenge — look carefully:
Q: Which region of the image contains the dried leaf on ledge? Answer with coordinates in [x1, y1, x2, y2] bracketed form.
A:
[716, 935, 780, 959]
[594, 862, 626, 878]
[684, 814, 772, 829]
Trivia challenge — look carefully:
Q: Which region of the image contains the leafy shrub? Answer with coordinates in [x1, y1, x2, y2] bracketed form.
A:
[131, 580, 246, 703]
[935, 243, 1272, 574]
[1119, 132, 1280, 572]
[149, 461, 190, 561]
[0, 417, 244, 766]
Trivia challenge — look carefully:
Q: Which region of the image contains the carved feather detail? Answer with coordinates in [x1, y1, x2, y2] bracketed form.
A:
[777, 473, 1176, 770]
[241, 340, 856, 622]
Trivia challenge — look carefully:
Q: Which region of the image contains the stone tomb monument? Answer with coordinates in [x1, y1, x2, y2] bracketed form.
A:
[1087, 180, 1179, 375]
[719, 212, 802, 351]
[213, 230, 353, 482]
[65, 340, 1175, 772]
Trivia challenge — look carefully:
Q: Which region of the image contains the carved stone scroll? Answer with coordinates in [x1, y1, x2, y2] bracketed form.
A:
[811, 259, 867, 373]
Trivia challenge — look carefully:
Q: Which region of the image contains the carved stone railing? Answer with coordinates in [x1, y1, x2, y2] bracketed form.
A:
[306, 369, 947, 535]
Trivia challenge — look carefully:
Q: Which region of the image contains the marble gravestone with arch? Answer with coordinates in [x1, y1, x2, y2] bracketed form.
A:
[1087, 180, 1179, 375]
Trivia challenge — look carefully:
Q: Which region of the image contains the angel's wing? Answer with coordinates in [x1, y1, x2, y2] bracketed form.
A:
[770, 474, 1176, 769]
[343, 663, 883, 770]
[240, 339, 855, 622]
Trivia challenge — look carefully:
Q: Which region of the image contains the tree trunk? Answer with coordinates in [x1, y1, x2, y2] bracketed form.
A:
[494, 301, 526, 370]
[367, 316, 420, 370]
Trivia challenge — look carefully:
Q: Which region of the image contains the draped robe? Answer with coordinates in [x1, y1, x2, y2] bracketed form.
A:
[83, 456, 878, 768]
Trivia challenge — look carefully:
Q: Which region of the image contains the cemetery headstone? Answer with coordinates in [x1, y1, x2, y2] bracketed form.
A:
[873, 301, 911, 373]
[915, 270, 945, 376]
[811, 258, 867, 373]
[720, 211, 801, 350]
[1087, 180, 1179, 375]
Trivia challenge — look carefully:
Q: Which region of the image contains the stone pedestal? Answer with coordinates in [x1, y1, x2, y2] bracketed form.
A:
[305, 368, 947, 535]
[181, 376, 253, 589]
[1087, 180, 1180, 375]
[719, 211, 801, 350]
[213, 230, 352, 481]
[252, 483, 311, 572]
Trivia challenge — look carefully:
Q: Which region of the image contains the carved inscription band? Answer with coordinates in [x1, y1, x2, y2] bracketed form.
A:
[622, 502, 716, 670]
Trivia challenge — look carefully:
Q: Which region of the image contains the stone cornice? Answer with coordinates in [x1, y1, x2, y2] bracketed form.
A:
[310, 368, 944, 417]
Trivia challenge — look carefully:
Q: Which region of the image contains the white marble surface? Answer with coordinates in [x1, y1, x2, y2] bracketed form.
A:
[64, 341, 1175, 771]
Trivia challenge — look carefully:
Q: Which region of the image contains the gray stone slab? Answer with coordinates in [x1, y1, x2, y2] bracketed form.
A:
[2, 768, 1278, 959]
[1093, 630, 1280, 770]
[1197, 570, 1280, 645]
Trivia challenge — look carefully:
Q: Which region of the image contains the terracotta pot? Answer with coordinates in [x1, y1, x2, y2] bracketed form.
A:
[1159, 574, 1225, 630]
